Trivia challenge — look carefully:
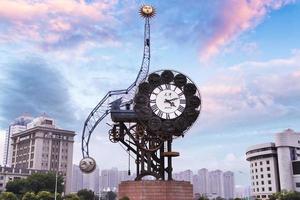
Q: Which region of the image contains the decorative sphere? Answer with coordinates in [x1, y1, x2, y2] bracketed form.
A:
[79, 157, 96, 173]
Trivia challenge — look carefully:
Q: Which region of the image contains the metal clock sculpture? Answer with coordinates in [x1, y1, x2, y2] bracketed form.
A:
[79, 5, 202, 181]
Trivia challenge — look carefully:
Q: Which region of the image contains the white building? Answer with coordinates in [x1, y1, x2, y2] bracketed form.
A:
[173, 168, 234, 199]
[198, 168, 209, 196]
[209, 170, 224, 198]
[9, 116, 75, 194]
[71, 165, 83, 193]
[246, 129, 300, 200]
[3, 115, 33, 166]
[223, 171, 235, 199]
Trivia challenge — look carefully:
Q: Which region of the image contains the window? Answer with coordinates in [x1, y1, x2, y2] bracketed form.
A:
[255, 169, 258, 172]
[257, 188, 259, 192]
[256, 175, 258, 179]
[262, 188, 265, 192]
[252, 176, 254, 180]
[269, 187, 272, 191]
[261, 181, 264, 185]
[268, 174, 271, 178]
[262, 195, 266, 198]
[0, 176, 3, 180]
[267, 167, 270, 171]
[260, 168, 263, 172]
[260, 161, 263, 165]
[296, 183, 300, 188]
[255, 162, 257, 166]
[268, 180, 271, 184]
[266, 160, 270, 164]
[256, 181, 258, 185]
[261, 174, 264, 178]
[251, 163, 253, 167]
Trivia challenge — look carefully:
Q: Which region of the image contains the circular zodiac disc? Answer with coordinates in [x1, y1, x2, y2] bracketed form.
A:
[79, 157, 96, 174]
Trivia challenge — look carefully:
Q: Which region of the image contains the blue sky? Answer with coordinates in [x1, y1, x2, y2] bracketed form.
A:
[0, 0, 300, 186]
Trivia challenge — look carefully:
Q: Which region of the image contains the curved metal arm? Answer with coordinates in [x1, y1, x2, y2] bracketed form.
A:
[81, 18, 151, 158]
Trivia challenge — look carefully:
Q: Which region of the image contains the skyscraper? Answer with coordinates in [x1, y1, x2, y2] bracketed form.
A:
[223, 171, 235, 199]
[209, 170, 224, 198]
[198, 168, 209, 196]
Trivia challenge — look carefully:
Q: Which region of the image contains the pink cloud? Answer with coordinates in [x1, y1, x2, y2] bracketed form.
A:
[0, 0, 118, 47]
[200, 0, 295, 61]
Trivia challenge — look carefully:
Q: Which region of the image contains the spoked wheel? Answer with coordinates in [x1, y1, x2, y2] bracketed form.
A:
[129, 124, 163, 152]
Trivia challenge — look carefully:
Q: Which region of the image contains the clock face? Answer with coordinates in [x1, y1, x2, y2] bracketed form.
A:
[150, 84, 186, 119]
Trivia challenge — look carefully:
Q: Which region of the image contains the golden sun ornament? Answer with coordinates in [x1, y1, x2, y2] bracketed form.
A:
[139, 5, 156, 18]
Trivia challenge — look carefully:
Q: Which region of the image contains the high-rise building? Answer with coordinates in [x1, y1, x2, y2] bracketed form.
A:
[3, 116, 33, 166]
[71, 165, 83, 193]
[246, 129, 300, 200]
[209, 170, 224, 198]
[83, 167, 100, 193]
[223, 171, 235, 199]
[173, 169, 234, 199]
[198, 168, 209, 196]
[10, 116, 75, 194]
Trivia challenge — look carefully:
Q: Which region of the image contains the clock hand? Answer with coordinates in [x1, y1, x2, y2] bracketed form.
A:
[164, 99, 176, 107]
[169, 97, 179, 101]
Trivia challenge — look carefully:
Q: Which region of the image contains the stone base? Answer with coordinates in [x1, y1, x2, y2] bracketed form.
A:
[118, 180, 193, 200]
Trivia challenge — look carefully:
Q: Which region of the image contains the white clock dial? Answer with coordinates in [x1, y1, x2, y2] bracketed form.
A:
[150, 84, 186, 119]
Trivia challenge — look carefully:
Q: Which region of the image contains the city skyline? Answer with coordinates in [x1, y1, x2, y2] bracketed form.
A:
[0, 0, 300, 188]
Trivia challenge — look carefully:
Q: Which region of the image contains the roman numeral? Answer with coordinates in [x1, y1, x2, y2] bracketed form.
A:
[178, 105, 185, 113]
[173, 86, 177, 91]
[150, 99, 156, 103]
[158, 85, 163, 91]
[178, 92, 183, 96]
[166, 113, 170, 119]
[151, 105, 158, 112]
[180, 99, 186, 104]
[165, 84, 171, 90]
[157, 110, 163, 118]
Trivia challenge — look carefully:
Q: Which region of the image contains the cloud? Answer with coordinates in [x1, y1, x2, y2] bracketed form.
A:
[0, 57, 77, 129]
[0, 0, 119, 49]
[199, 0, 295, 61]
[199, 51, 300, 131]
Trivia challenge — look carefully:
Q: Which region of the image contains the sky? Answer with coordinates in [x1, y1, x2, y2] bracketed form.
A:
[0, 0, 300, 187]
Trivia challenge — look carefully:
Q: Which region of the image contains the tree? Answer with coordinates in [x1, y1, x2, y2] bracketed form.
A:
[6, 172, 64, 195]
[77, 189, 94, 200]
[64, 194, 80, 200]
[27, 172, 64, 193]
[6, 178, 28, 195]
[269, 190, 300, 200]
[106, 191, 116, 200]
[36, 191, 53, 200]
[198, 196, 209, 200]
[0, 192, 18, 200]
[22, 192, 37, 200]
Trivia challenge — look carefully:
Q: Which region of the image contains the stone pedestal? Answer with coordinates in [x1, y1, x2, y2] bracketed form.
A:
[118, 180, 193, 200]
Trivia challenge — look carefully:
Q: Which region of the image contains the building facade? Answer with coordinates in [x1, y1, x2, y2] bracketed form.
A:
[9, 116, 75, 194]
[198, 168, 209, 196]
[246, 129, 300, 200]
[223, 171, 235, 199]
[246, 143, 280, 200]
